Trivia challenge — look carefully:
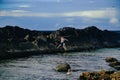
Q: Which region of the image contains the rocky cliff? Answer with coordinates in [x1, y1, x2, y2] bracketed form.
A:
[51, 26, 120, 50]
[0, 25, 120, 59]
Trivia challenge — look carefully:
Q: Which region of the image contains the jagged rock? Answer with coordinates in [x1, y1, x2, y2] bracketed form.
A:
[110, 71, 120, 80]
[110, 63, 120, 70]
[79, 70, 115, 80]
[105, 57, 118, 62]
[109, 61, 120, 67]
[79, 57, 120, 80]
[53, 26, 120, 51]
[0, 26, 120, 59]
[113, 66, 120, 70]
[105, 57, 120, 70]
[55, 63, 71, 72]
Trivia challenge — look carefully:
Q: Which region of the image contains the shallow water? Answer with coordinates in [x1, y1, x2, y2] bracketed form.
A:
[0, 48, 120, 80]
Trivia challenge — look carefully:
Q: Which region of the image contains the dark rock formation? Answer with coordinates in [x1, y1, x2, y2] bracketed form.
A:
[105, 57, 120, 70]
[0, 25, 120, 59]
[105, 57, 118, 62]
[79, 57, 120, 80]
[52, 26, 120, 52]
[111, 71, 120, 80]
[0, 25, 54, 59]
[79, 70, 120, 80]
[55, 63, 71, 72]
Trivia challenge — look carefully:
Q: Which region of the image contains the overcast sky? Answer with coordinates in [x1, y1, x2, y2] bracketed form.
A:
[0, 0, 120, 30]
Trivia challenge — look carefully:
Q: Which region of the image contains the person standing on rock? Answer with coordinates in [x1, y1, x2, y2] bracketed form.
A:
[57, 37, 68, 51]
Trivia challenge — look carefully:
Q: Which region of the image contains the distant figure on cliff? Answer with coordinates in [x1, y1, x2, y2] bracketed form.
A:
[57, 37, 68, 51]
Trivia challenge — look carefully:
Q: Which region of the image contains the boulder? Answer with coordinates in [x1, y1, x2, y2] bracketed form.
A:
[55, 63, 71, 72]
[109, 61, 120, 67]
[105, 57, 120, 70]
[79, 70, 114, 80]
[113, 66, 120, 70]
[110, 71, 120, 80]
[105, 57, 118, 62]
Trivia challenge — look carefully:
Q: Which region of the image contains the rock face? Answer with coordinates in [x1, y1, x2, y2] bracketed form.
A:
[0, 25, 120, 59]
[55, 63, 71, 72]
[51, 26, 120, 52]
[0, 26, 54, 59]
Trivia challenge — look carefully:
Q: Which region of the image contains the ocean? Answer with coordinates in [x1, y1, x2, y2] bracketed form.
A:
[0, 48, 120, 80]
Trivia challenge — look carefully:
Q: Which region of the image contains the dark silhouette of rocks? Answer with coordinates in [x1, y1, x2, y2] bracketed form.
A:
[105, 57, 120, 70]
[105, 57, 118, 62]
[0, 25, 120, 59]
[0, 25, 53, 59]
[52, 26, 120, 51]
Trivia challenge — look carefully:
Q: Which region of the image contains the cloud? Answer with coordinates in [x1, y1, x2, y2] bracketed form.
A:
[0, 10, 30, 17]
[109, 18, 119, 24]
[19, 5, 30, 8]
[11, 10, 29, 13]
[0, 8, 118, 19]
[63, 8, 117, 18]
[63, 11, 105, 18]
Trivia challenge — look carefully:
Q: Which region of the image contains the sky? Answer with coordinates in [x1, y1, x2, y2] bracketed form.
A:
[0, 0, 120, 30]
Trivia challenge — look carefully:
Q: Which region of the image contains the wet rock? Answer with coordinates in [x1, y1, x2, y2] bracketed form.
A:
[109, 61, 120, 67]
[105, 57, 118, 62]
[105, 57, 120, 70]
[80, 72, 101, 80]
[113, 66, 120, 70]
[55, 63, 71, 72]
[79, 70, 120, 80]
[110, 71, 120, 80]
[79, 70, 115, 80]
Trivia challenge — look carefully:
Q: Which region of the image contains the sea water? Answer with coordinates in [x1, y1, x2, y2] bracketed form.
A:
[0, 48, 120, 80]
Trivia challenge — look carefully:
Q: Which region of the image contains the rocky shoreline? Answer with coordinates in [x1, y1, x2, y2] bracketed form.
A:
[79, 70, 120, 80]
[0, 25, 120, 59]
[55, 57, 120, 80]
[79, 57, 120, 80]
